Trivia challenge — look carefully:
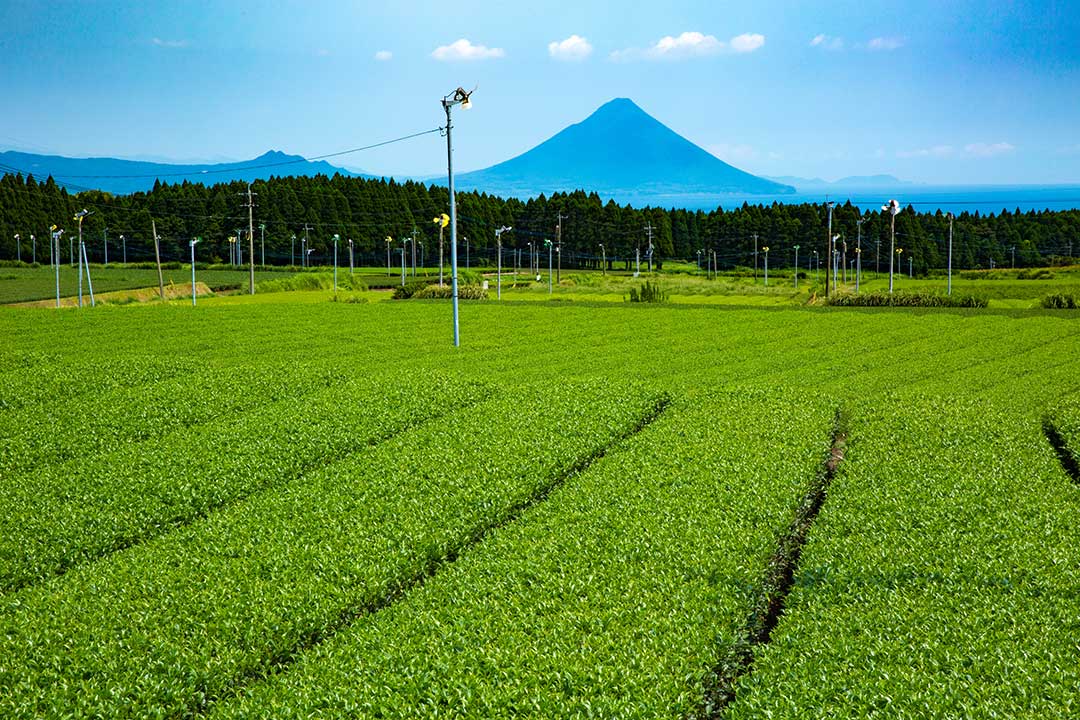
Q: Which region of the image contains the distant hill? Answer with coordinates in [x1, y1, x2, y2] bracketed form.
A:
[767, 174, 913, 189]
[453, 98, 794, 202]
[0, 150, 372, 195]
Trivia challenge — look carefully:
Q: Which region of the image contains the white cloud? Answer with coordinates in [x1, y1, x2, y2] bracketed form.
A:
[810, 34, 844, 50]
[730, 33, 765, 53]
[548, 34, 593, 61]
[964, 142, 1015, 157]
[431, 38, 505, 61]
[867, 36, 905, 51]
[611, 31, 765, 61]
[151, 37, 188, 48]
[374, 50, 392, 62]
[896, 145, 955, 159]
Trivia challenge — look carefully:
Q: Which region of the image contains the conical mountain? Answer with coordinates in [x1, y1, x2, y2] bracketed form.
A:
[455, 98, 793, 200]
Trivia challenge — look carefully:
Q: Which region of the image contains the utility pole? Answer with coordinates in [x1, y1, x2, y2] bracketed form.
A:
[291, 234, 296, 267]
[50, 225, 63, 307]
[433, 213, 448, 286]
[753, 232, 759, 281]
[152, 219, 164, 301]
[103, 227, 108, 266]
[303, 223, 312, 268]
[557, 212, 568, 282]
[793, 245, 800, 289]
[13, 234, 20, 263]
[242, 184, 256, 294]
[31, 234, 36, 264]
[599, 243, 606, 276]
[643, 222, 655, 274]
[385, 236, 392, 277]
[856, 217, 866, 292]
[411, 227, 418, 276]
[825, 202, 835, 297]
[763, 245, 770, 286]
[259, 223, 266, 268]
[883, 199, 900, 293]
[120, 234, 126, 264]
[495, 225, 511, 299]
[348, 238, 354, 275]
[947, 212, 954, 295]
[1011, 245, 1016, 268]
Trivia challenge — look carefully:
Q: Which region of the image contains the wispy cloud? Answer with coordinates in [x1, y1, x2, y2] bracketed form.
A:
[810, 34, 844, 50]
[611, 31, 765, 62]
[896, 145, 955, 159]
[867, 36, 905, 51]
[151, 37, 188, 49]
[431, 38, 505, 61]
[548, 34, 593, 61]
[964, 142, 1015, 157]
[374, 50, 392, 62]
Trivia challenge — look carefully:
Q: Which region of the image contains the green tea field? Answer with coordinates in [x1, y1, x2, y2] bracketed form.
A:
[2, 298, 1079, 718]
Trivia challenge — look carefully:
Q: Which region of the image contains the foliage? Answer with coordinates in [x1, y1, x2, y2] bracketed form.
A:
[257, 271, 366, 293]
[1040, 292, 1078, 309]
[627, 279, 669, 303]
[391, 280, 430, 299]
[3, 170, 1078, 274]
[412, 283, 488, 300]
[827, 291, 987, 307]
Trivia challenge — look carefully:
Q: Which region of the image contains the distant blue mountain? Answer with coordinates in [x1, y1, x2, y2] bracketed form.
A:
[453, 98, 794, 201]
[0, 149, 371, 195]
[767, 174, 913, 189]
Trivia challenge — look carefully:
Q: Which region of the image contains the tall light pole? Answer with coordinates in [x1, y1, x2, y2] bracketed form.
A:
[74, 210, 91, 308]
[882, 199, 900, 293]
[896, 247, 904, 286]
[947, 212, 954, 295]
[545, 238, 553, 294]
[813, 250, 819, 283]
[348, 238, 354, 275]
[30, 234, 35, 264]
[442, 85, 473, 347]
[464, 236, 469, 270]
[400, 237, 407, 286]
[103, 227, 108, 266]
[50, 225, 63, 308]
[332, 234, 339, 292]
[825, 201, 835, 297]
[793, 245, 800, 289]
[856, 216, 866, 292]
[189, 236, 201, 306]
[495, 225, 511, 299]
[763, 246, 770, 286]
[433, 213, 449, 286]
[120, 234, 126, 264]
[260, 223, 266, 268]
[909, 255, 913, 278]
[13, 234, 20, 263]
[291, 234, 296, 267]
[385, 236, 393, 277]
[300, 234, 307, 268]
[599, 243, 606, 276]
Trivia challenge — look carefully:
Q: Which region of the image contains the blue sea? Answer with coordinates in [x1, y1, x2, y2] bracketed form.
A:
[639, 185, 1080, 215]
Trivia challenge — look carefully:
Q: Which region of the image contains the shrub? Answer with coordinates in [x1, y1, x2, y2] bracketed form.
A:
[1040, 293, 1078, 309]
[391, 280, 430, 299]
[627, 280, 668, 303]
[827, 292, 987, 308]
[412, 283, 488, 300]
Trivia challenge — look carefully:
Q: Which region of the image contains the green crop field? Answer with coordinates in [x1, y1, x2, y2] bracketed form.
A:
[2, 296, 1080, 718]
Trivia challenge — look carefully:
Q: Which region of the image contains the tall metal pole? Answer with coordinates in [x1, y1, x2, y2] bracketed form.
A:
[794, 245, 799, 289]
[333, 234, 339, 292]
[401, 239, 406, 287]
[76, 215, 84, 307]
[889, 211, 896, 293]
[247, 184, 256, 294]
[856, 218, 865, 292]
[153, 220, 165, 301]
[121, 234, 126, 264]
[51, 227, 62, 308]
[497, 232, 502, 299]
[947, 212, 954, 295]
[81, 239, 95, 306]
[31, 234, 36, 264]
[14, 234, 19, 263]
[103, 227, 108, 266]
[190, 237, 200, 306]
[825, 202, 835, 297]
[600, 244, 606, 276]
[443, 91, 467, 347]
[291, 234, 296, 267]
[763, 246, 769, 286]
[348, 238, 354, 275]
[547, 239, 553, 294]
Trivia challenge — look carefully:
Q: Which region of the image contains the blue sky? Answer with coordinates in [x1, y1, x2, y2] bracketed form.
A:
[1, 0, 1078, 184]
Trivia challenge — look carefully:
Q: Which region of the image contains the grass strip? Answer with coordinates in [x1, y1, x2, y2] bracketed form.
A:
[0, 373, 480, 592]
[206, 390, 832, 719]
[0, 382, 661, 719]
[0, 360, 347, 475]
[724, 396, 1080, 718]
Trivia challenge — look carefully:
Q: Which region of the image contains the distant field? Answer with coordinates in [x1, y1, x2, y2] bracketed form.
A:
[2, 293, 1080, 716]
